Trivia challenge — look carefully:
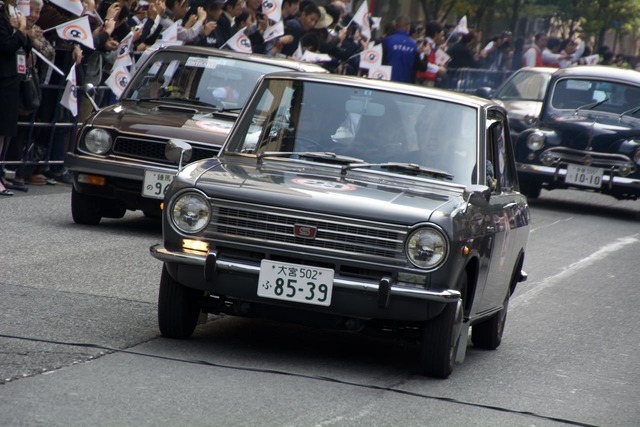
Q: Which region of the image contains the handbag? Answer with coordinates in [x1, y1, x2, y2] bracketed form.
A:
[18, 66, 42, 115]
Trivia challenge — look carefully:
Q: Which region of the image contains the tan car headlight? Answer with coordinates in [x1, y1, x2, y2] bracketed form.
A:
[170, 192, 210, 234]
[83, 128, 113, 154]
[406, 226, 448, 269]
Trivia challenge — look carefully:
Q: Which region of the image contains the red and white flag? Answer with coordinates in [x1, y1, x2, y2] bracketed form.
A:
[114, 32, 134, 68]
[223, 29, 252, 53]
[160, 21, 179, 41]
[49, 0, 83, 16]
[349, 0, 370, 41]
[53, 16, 95, 49]
[263, 20, 284, 43]
[105, 66, 131, 99]
[59, 64, 78, 116]
[261, 0, 282, 23]
[368, 65, 392, 81]
[359, 43, 382, 69]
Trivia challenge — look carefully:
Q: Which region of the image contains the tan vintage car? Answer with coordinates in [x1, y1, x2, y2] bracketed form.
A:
[65, 45, 326, 225]
[150, 72, 531, 378]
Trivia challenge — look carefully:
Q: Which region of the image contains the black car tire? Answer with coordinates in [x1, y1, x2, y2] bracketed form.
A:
[71, 186, 103, 225]
[519, 180, 542, 199]
[471, 292, 509, 350]
[420, 274, 465, 379]
[158, 264, 201, 339]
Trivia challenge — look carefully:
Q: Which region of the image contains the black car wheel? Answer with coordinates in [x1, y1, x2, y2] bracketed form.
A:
[420, 273, 466, 379]
[519, 180, 542, 199]
[471, 292, 509, 350]
[158, 264, 201, 339]
[71, 186, 103, 225]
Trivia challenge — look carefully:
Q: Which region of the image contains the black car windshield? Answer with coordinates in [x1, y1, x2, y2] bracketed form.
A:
[495, 69, 552, 101]
[550, 78, 640, 115]
[122, 51, 286, 109]
[226, 79, 479, 186]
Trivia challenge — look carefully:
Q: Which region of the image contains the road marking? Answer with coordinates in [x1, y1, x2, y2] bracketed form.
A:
[511, 234, 639, 308]
[529, 216, 574, 234]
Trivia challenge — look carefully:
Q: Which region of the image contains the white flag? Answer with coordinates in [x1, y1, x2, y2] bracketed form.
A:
[583, 54, 599, 65]
[105, 66, 131, 99]
[160, 21, 179, 41]
[224, 29, 252, 53]
[261, 0, 282, 23]
[114, 32, 134, 68]
[454, 16, 469, 34]
[368, 65, 392, 81]
[49, 0, 83, 16]
[349, 0, 370, 41]
[300, 50, 332, 63]
[358, 43, 382, 69]
[263, 21, 284, 43]
[292, 43, 303, 61]
[54, 16, 95, 49]
[59, 64, 78, 116]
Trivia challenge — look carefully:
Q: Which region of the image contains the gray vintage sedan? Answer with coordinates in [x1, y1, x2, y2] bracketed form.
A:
[65, 45, 326, 225]
[150, 72, 531, 378]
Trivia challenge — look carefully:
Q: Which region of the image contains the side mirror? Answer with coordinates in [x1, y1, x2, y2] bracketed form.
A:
[83, 83, 100, 112]
[463, 185, 491, 208]
[475, 87, 493, 99]
[165, 138, 193, 171]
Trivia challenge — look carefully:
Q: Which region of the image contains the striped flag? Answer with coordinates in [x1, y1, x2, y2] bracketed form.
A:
[223, 29, 252, 54]
[49, 0, 83, 16]
[261, 0, 282, 23]
[105, 66, 131, 99]
[359, 43, 382, 69]
[54, 16, 95, 49]
[59, 65, 78, 116]
[349, 0, 370, 41]
[114, 32, 134, 68]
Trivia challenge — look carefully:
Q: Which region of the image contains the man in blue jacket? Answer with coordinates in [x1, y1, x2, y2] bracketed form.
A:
[382, 15, 428, 83]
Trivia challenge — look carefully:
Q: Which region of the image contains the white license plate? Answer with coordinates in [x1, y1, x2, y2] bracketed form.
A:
[258, 260, 333, 307]
[565, 164, 604, 189]
[142, 170, 174, 199]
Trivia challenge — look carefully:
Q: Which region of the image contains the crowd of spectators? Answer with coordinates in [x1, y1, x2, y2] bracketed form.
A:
[1, 0, 638, 195]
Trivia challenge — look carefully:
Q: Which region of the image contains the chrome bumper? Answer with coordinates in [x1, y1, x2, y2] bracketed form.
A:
[518, 163, 640, 189]
[149, 244, 461, 303]
[65, 153, 177, 182]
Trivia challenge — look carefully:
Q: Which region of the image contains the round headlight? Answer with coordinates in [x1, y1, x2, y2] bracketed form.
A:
[83, 128, 113, 154]
[170, 192, 210, 234]
[633, 148, 640, 166]
[406, 227, 448, 269]
[527, 131, 545, 151]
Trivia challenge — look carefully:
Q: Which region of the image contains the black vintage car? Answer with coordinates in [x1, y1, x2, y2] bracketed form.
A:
[65, 45, 326, 225]
[150, 72, 530, 378]
[515, 66, 640, 200]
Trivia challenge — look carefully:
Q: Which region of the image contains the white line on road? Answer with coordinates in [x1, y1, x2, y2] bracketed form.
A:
[529, 216, 574, 234]
[511, 234, 640, 308]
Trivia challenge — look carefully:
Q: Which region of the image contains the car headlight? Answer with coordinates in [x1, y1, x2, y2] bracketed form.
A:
[83, 128, 113, 154]
[527, 131, 545, 151]
[406, 226, 448, 269]
[634, 148, 640, 166]
[170, 192, 210, 234]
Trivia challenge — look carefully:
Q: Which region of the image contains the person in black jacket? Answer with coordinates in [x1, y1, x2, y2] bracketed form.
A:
[0, 0, 32, 195]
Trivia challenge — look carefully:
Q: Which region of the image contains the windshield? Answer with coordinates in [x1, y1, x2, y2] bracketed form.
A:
[227, 80, 479, 185]
[550, 78, 640, 114]
[123, 51, 287, 109]
[495, 69, 552, 102]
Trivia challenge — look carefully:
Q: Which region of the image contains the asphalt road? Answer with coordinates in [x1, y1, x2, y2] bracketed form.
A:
[1, 184, 639, 426]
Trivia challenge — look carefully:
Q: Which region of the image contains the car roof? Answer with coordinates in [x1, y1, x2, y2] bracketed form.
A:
[152, 45, 329, 73]
[551, 65, 640, 83]
[260, 71, 501, 110]
[514, 66, 557, 75]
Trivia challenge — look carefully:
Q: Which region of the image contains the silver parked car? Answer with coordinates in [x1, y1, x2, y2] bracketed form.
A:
[150, 72, 531, 378]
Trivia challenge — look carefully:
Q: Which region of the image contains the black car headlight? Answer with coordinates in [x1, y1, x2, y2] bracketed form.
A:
[170, 191, 210, 234]
[83, 128, 113, 154]
[634, 148, 640, 166]
[527, 131, 545, 151]
[406, 226, 448, 269]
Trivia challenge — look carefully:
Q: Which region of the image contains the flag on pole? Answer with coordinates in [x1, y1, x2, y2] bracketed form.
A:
[263, 20, 284, 43]
[160, 21, 179, 41]
[49, 0, 83, 16]
[367, 65, 392, 81]
[60, 64, 78, 116]
[300, 50, 332, 63]
[114, 32, 134, 68]
[358, 43, 382, 69]
[583, 54, 599, 65]
[261, 0, 282, 23]
[454, 16, 469, 34]
[291, 43, 303, 61]
[349, 0, 370, 41]
[53, 16, 95, 49]
[223, 29, 252, 53]
[105, 66, 131, 99]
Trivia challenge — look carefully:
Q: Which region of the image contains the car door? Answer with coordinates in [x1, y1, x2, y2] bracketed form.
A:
[475, 109, 527, 314]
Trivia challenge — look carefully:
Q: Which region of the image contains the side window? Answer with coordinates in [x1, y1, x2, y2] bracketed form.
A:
[487, 113, 516, 192]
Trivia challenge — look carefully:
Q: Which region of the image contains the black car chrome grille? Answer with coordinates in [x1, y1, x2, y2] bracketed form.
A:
[113, 136, 218, 164]
[205, 200, 407, 261]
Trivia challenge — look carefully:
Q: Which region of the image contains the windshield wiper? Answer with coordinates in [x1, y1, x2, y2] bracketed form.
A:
[257, 151, 364, 165]
[136, 97, 216, 108]
[575, 97, 609, 114]
[619, 104, 640, 120]
[342, 162, 454, 180]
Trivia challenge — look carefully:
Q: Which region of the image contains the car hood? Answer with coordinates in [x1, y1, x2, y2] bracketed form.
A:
[91, 101, 237, 144]
[192, 158, 464, 225]
[544, 112, 640, 150]
[497, 99, 542, 120]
